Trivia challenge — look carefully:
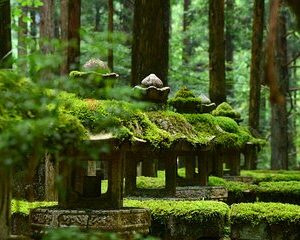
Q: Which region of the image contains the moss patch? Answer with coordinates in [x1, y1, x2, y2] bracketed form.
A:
[241, 170, 300, 183]
[11, 200, 57, 215]
[212, 102, 241, 119]
[230, 202, 300, 226]
[124, 199, 230, 224]
[257, 181, 300, 204]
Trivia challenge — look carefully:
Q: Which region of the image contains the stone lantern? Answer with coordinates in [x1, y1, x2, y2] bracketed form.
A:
[30, 135, 151, 237]
[134, 74, 170, 103]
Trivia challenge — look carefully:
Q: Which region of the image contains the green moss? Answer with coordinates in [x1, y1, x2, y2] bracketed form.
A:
[174, 86, 196, 98]
[230, 202, 300, 225]
[209, 176, 257, 199]
[241, 170, 300, 183]
[168, 87, 202, 113]
[124, 199, 230, 224]
[256, 181, 300, 204]
[212, 102, 241, 119]
[11, 200, 57, 215]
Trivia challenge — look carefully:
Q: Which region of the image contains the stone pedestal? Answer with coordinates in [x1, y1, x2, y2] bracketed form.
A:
[175, 186, 228, 200]
[0, 168, 11, 239]
[30, 208, 151, 238]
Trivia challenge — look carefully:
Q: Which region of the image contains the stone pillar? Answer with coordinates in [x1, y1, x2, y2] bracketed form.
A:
[141, 156, 157, 177]
[125, 154, 137, 195]
[109, 151, 124, 209]
[184, 156, 196, 179]
[0, 168, 11, 239]
[229, 150, 241, 176]
[165, 154, 177, 196]
[212, 151, 223, 177]
[244, 143, 257, 170]
[198, 153, 209, 186]
[45, 153, 57, 201]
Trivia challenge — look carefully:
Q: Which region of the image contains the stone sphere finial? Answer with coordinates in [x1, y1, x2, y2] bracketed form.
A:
[141, 74, 164, 88]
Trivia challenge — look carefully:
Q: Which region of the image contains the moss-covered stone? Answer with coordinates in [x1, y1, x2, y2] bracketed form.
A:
[257, 181, 300, 204]
[230, 202, 300, 225]
[212, 102, 241, 120]
[168, 87, 202, 113]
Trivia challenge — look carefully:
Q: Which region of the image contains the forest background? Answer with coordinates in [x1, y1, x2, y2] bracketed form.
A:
[0, 0, 300, 169]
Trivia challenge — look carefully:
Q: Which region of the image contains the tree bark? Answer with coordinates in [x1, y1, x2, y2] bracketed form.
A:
[0, 0, 12, 68]
[209, 0, 226, 105]
[108, 0, 114, 71]
[225, 0, 235, 98]
[121, 0, 132, 33]
[17, 6, 28, 71]
[40, 0, 55, 54]
[182, 0, 192, 65]
[249, 0, 264, 137]
[131, 0, 170, 86]
[271, 12, 289, 170]
[60, 0, 81, 75]
[94, 1, 101, 31]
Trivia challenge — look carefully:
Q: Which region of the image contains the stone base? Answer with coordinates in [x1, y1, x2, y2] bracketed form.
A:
[223, 175, 253, 183]
[30, 207, 151, 238]
[231, 223, 300, 240]
[127, 186, 228, 201]
[175, 186, 228, 201]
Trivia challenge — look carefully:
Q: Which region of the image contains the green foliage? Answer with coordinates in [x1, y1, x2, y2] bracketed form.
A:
[124, 199, 230, 224]
[230, 202, 300, 226]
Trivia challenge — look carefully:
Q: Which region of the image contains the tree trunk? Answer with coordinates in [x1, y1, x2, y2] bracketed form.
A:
[40, 0, 55, 54]
[0, 0, 12, 68]
[17, 6, 28, 70]
[271, 12, 289, 170]
[108, 0, 114, 71]
[209, 0, 226, 105]
[60, 0, 81, 75]
[131, 0, 170, 86]
[121, 0, 132, 33]
[182, 0, 192, 65]
[94, 1, 101, 31]
[249, 0, 264, 135]
[225, 0, 235, 98]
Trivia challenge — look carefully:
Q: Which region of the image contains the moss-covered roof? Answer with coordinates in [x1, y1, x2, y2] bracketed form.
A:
[56, 91, 262, 150]
[0, 70, 263, 158]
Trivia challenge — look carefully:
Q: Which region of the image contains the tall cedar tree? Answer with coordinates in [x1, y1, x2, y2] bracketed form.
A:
[182, 0, 192, 64]
[248, 0, 265, 169]
[225, 0, 234, 98]
[248, 0, 265, 144]
[131, 0, 170, 86]
[61, 0, 81, 74]
[0, 169, 11, 239]
[271, 12, 289, 170]
[209, 0, 226, 105]
[40, 0, 55, 54]
[0, 0, 12, 68]
[108, 0, 114, 71]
